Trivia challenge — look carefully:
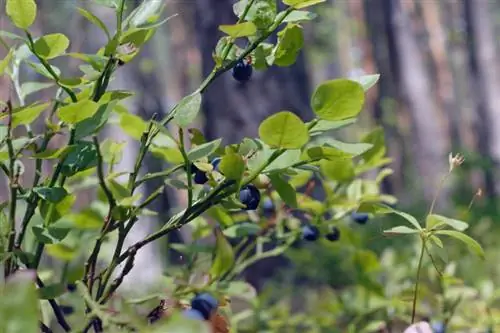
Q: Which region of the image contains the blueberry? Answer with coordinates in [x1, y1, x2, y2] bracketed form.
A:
[193, 170, 208, 184]
[60, 305, 74, 315]
[182, 308, 205, 321]
[351, 212, 369, 224]
[325, 226, 340, 242]
[302, 225, 320, 241]
[190, 293, 218, 320]
[262, 198, 274, 212]
[232, 59, 253, 82]
[431, 321, 445, 333]
[211, 157, 221, 172]
[67, 283, 76, 292]
[239, 184, 261, 210]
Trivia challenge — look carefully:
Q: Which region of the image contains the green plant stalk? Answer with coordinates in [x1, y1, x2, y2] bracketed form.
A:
[411, 238, 426, 324]
[5, 101, 18, 277]
[36, 275, 71, 332]
[178, 127, 194, 209]
[428, 172, 450, 216]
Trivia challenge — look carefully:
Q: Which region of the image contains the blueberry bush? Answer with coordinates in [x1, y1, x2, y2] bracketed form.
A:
[0, 0, 489, 332]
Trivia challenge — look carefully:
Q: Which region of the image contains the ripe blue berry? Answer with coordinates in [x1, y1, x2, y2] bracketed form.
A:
[431, 321, 445, 333]
[232, 59, 253, 82]
[182, 308, 205, 321]
[239, 184, 261, 210]
[193, 170, 208, 184]
[351, 212, 369, 224]
[302, 225, 320, 241]
[211, 157, 221, 172]
[67, 283, 76, 292]
[325, 226, 340, 242]
[190, 293, 218, 320]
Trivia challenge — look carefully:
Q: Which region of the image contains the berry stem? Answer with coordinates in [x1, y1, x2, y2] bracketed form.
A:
[411, 238, 426, 324]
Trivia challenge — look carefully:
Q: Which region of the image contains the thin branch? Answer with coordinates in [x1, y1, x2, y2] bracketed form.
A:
[36, 276, 71, 332]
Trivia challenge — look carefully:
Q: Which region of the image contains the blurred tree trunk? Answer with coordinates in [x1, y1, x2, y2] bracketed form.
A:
[194, 0, 313, 290]
[464, 0, 500, 199]
[388, 0, 449, 205]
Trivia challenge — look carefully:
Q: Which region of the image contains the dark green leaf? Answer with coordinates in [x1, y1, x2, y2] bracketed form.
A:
[32, 224, 70, 244]
[33, 187, 68, 203]
[172, 92, 202, 127]
[223, 222, 261, 238]
[60, 141, 98, 177]
[38, 283, 66, 300]
[187, 139, 222, 161]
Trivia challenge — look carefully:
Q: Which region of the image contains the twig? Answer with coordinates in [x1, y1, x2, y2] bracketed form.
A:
[5, 100, 18, 277]
[40, 322, 53, 333]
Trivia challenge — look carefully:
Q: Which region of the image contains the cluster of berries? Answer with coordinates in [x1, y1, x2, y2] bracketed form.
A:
[301, 212, 370, 243]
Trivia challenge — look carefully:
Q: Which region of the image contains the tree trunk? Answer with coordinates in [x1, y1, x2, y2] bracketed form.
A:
[464, 0, 499, 199]
[194, 0, 313, 290]
[388, 0, 449, 205]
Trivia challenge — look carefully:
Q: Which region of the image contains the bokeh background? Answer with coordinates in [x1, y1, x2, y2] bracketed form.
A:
[2, 0, 500, 331]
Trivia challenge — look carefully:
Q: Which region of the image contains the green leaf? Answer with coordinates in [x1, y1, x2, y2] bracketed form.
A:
[0, 271, 39, 333]
[426, 214, 469, 231]
[283, 10, 317, 23]
[223, 222, 261, 238]
[9, 102, 49, 128]
[309, 118, 356, 135]
[149, 312, 211, 333]
[6, 0, 37, 29]
[219, 22, 257, 38]
[326, 139, 373, 156]
[320, 159, 354, 182]
[33, 33, 70, 59]
[207, 206, 234, 227]
[435, 230, 485, 259]
[68, 208, 103, 229]
[31, 146, 75, 160]
[383, 225, 419, 235]
[26, 61, 61, 79]
[57, 99, 100, 124]
[233, 0, 277, 29]
[40, 195, 75, 225]
[20, 81, 54, 99]
[60, 141, 98, 177]
[219, 153, 245, 182]
[74, 101, 116, 140]
[352, 74, 380, 92]
[209, 228, 235, 279]
[33, 187, 68, 203]
[45, 243, 76, 261]
[38, 283, 66, 300]
[187, 139, 222, 161]
[273, 23, 303, 67]
[258, 111, 309, 149]
[269, 174, 297, 208]
[128, 0, 165, 27]
[0, 49, 13, 76]
[172, 92, 202, 127]
[282, 0, 326, 9]
[389, 209, 422, 230]
[100, 139, 125, 164]
[77, 7, 110, 39]
[305, 146, 352, 161]
[31, 224, 70, 245]
[360, 127, 386, 165]
[119, 113, 148, 140]
[311, 79, 365, 121]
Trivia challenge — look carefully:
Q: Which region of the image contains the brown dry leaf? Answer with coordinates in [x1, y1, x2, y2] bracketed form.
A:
[210, 312, 230, 333]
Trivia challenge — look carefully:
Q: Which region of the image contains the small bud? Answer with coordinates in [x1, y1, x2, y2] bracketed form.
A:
[476, 188, 483, 198]
[448, 152, 465, 172]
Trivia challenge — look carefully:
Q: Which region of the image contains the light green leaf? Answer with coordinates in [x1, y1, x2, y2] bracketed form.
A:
[233, 0, 276, 29]
[273, 23, 303, 67]
[77, 7, 110, 39]
[209, 228, 235, 279]
[327, 139, 373, 156]
[45, 243, 76, 261]
[74, 101, 115, 140]
[8, 102, 49, 128]
[311, 79, 365, 121]
[309, 118, 356, 135]
[219, 153, 245, 182]
[320, 159, 354, 182]
[31, 146, 75, 160]
[435, 230, 485, 259]
[149, 312, 211, 333]
[352, 74, 380, 92]
[6, 0, 37, 29]
[258, 111, 309, 149]
[0, 271, 39, 333]
[187, 139, 222, 161]
[283, 10, 317, 22]
[361, 127, 386, 165]
[383, 225, 419, 235]
[172, 92, 202, 127]
[20, 81, 54, 99]
[26, 61, 61, 79]
[119, 113, 148, 140]
[0, 49, 13, 76]
[426, 214, 469, 231]
[219, 22, 257, 38]
[128, 0, 165, 27]
[33, 33, 70, 59]
[57, 99, 100, 124]
[429, 235, 443, 248]
[282, 0, 326, 9]
[269, 174, 297, 208]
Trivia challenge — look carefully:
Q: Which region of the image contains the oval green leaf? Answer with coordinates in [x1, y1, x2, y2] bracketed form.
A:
[219, 22, 257, 38]
[172, 92, 202, 127]
[6, 0, 37, 29]
[34, 33, 70, 59]
[209, 228, 235, 279]
[435, 230, 485, 259]
[57, 99, 100, 124]
[258, 111, 309, 149]
[311, 79, 365, 121]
